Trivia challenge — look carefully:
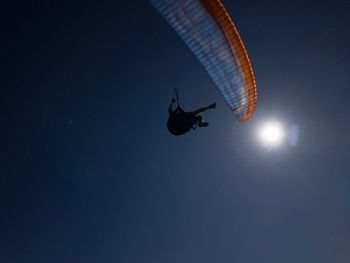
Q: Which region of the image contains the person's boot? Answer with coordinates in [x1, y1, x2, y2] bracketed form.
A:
[209, 103, 216, 109]
[198, 121, 209, 127]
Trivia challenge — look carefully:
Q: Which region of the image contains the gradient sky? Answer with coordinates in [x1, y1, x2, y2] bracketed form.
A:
[2, 0, 350, 262]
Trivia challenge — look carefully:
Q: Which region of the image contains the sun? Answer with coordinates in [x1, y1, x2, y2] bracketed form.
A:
[257, 121, 285, 147]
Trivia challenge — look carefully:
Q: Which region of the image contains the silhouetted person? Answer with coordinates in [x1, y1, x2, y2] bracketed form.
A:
[167, 98, 216, 135]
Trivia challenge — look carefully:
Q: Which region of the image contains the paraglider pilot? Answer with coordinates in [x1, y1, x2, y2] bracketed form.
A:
[167, 97, 216, 136]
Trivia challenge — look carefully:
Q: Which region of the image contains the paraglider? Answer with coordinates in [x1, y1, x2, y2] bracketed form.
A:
[167, 89, 216, 136]
[151, 0, 257, 130]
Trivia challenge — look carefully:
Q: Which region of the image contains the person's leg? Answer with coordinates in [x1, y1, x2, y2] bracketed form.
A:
[195, 115, 203, 123]
[194, 115, 209, 127]
[198, 121, 209, 127]
[189, 103, 216, 115]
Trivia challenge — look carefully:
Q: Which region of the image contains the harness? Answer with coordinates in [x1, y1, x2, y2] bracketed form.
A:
[171, 89, 198, 132]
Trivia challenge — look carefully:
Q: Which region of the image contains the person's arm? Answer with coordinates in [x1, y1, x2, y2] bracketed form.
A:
[168, 98, 176, 114]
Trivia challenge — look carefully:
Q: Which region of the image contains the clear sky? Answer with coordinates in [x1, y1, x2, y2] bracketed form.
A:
[2, 0, 350, 262]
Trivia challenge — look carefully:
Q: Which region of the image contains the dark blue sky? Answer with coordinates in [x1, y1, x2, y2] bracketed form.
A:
[2, 0, 350, 262]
